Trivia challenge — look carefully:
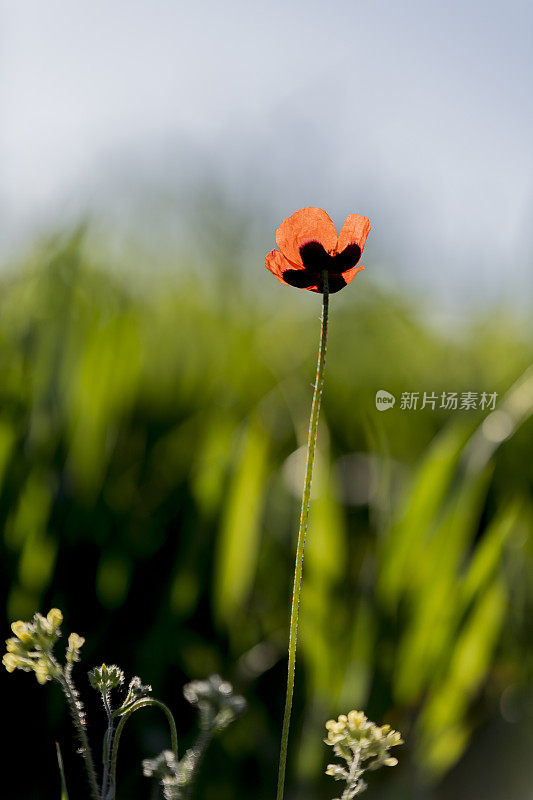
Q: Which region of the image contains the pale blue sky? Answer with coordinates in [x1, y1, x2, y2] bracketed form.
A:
[1, 0, 532, 305]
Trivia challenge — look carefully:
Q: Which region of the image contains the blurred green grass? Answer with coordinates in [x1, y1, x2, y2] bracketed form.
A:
[1, 226, 533, 800]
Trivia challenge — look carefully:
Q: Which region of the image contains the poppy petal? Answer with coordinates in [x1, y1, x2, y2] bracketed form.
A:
[282, 269, 321, 289]
[306, 279, 343, 294]
[333, 243, 362, 272]
[336, 214, 371, 255]
[276, 207, 338, 268]
[300, 272, 361, 294]
[308, 273, 359, 294]
[341, 264, 365, 287]
[265, 248, 295, 286]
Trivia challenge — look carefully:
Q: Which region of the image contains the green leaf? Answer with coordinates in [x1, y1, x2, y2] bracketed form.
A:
[213, 419, 269, 625]
[392, 466, 493, 703]
[461, 500, 521, 606]
[301, 443, 348, 697]
[418, 578, 507, 774]
[378, 424, 470, 607]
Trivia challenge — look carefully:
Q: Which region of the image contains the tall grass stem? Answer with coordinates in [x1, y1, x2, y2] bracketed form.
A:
[276, 271, 330, 800]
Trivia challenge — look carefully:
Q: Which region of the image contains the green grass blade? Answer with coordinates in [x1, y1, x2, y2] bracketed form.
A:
[56, 742, 70, 800]
[213, 418, 269, 625]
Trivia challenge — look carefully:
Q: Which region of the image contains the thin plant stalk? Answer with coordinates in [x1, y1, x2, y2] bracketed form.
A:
[183, 728, 212, 800]
[56, 742, 70, 800]
[276, 271, 330, 800]
[341, 747, 362, 800]
[100, 691, 114, 800]
[54, 665, 100, 800]
[109, 698, 179, 796]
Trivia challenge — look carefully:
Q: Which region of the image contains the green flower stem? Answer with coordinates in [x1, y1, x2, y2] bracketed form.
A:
[276, 271, 330, 800]
[100, 692, 114, 800]
[109, 698, 178, 798]
[55, 667, 100, 800]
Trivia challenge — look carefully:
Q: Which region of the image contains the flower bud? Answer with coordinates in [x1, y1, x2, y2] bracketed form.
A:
[3, 653, 20, 672]
[66, 632, 85, 664]
[11, 621, 33, 646]
[46, 609, 63, 632]
[88, 663, 124, 693]
[34, 658, 52, 685]
[184, 674, 246, 731]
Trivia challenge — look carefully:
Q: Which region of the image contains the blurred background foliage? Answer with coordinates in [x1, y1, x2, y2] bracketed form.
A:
[1, 219, 533, 800]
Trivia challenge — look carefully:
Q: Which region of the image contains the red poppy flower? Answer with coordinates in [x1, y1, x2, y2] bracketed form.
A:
[265, 207, 371, 293]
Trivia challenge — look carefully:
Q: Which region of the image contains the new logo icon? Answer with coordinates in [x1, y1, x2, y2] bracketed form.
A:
[375, 390, 396, 411]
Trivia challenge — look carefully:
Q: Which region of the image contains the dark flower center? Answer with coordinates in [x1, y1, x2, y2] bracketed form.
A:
[282, 240, 362, 293]
[299, 241, 361, 272]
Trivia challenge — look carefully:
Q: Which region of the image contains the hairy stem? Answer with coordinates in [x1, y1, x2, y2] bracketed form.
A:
[341, 748, 361, 800]
[183, 727, 213, 800]
[109, 698, 178, 797]
[55, 668, 100, 800]
[276, 271, 330, 800]
[100, 692, 114, 800]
